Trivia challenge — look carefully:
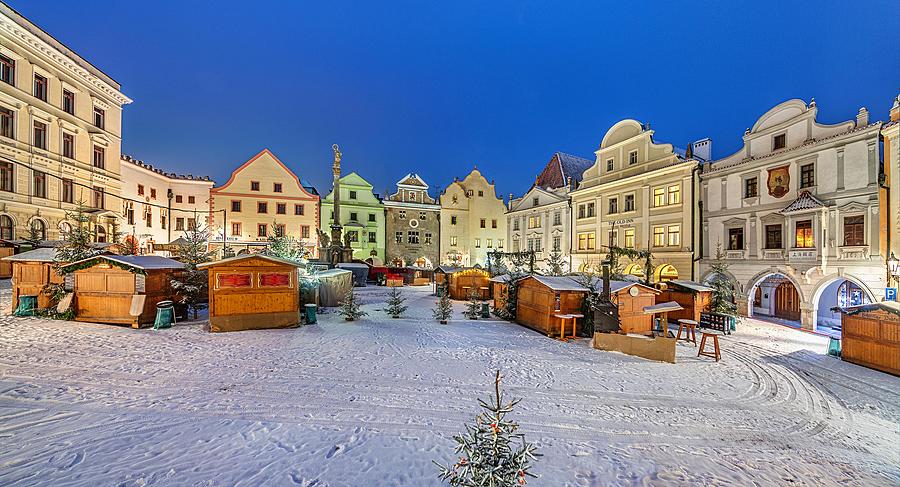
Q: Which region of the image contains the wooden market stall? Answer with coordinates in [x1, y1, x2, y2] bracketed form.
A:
[405, 267, 433, 286]
[0, 239, 22, 278]
[61, 255, 185, 328]
[655, 279, 713, 324]
[608, 280, 660, 334]
[441, 266, 491, 300]
[836, 302, 900, 376]
[199, 254, 304, 332]
[515, 275, 590, 336]
[490, 274, 510, 311]
[3, 247, 65, 312]
[433, 265, 460, 291]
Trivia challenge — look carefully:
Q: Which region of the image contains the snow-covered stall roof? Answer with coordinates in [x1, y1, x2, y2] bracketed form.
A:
[62, 254, 185, 272]
[526, 275, 591, 292]
[2, 247, 59, 262]
[198, 253, 305, 268]
[667, 280, 714, 293]
[834, 301, 900, 317]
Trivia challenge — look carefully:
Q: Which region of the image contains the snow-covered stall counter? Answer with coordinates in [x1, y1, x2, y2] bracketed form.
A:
[199, 254, 304, 332]
[61, 255, 185, 328]
[655, 279, 713, 324]
[3, 247, 65, 312]
[515, 275, 591, 336]
[836, 302, 900, 376]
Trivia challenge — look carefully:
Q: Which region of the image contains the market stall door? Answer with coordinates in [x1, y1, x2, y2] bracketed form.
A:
[774, 282, 800, 321]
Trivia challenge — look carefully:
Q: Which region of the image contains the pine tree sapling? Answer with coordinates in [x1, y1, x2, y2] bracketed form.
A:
[433, 289, 453, 324]
[339, 287, 367, 321]
[709, 243, 739, 317]
[54, 201, 100, 269]
[384, 286, 408, 318]
[436, 371, 540, 486]
[544, 249, 566, 276]
[170, 226, 214, 320]
[464, 287, 482, 320]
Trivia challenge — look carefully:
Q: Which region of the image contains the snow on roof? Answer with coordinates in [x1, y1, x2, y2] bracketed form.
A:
[643, 301, 684, 314]
[198, 253, 304, 269]
[489, 274, 509, 283]
[315, 268, 352, 278]
[609, 280, 660, 294]
[834, 301, 900, 317]
[337, 263, 370, 269]
[780, 190, 826, 214]
[556, 152, 594, 183]
[667, 280, 714, 292]
[528, 275, 591, 292]
[2, 247, 58, 262]
[64, 254, 185, 271]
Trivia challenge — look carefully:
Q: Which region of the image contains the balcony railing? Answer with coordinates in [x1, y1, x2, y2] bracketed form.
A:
[761, 249, 785, 260]
[725, 249, 746, 260]
[838, 245, 869, 260]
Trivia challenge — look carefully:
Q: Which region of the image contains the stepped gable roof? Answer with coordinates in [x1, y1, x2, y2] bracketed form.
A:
[535, 152, 594, 189]
[779, 190, 826, 214]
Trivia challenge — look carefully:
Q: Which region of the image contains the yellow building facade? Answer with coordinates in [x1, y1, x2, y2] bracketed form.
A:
[439, 168, 507, 266]
[209, 149, 320, 257]
[0, 3, 131, 241]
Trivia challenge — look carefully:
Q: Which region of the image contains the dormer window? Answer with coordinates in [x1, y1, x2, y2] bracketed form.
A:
[606, 158, 614, 172]
[773, 133, 786, 150]
[628, 150, 638, 165]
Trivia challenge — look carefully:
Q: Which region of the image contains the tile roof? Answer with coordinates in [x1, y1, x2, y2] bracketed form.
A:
[535, 152, 594, 189]
[556, 153, 594, 183]
[779, 190, 826, 214]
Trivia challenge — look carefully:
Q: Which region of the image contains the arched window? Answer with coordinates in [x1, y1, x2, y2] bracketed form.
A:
[657, 264, 678, 282]
[0, 215, 13, 240]
[836, 281, 869, 308]
[30, 219, 46, 241]
[95, 225, 106, 243]
[59, 221, 72, 236]
[625, 263, 644, 277]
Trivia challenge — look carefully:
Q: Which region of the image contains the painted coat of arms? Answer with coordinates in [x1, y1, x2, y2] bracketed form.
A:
[767, 165, 790, 198]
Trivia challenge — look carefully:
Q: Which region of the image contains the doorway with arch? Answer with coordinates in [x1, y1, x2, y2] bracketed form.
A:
[747, 273, 802, 325]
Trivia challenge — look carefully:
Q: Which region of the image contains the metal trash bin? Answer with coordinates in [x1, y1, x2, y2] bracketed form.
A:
[481, 302, 490, 318]
[304, 303, 317, 324]
[154, 300, 176, 330]
[827, 337, 841, 357]
[14, 295, 37, 317]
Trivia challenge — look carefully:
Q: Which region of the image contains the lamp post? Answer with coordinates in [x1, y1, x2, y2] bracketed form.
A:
[888, 252, 900, 287]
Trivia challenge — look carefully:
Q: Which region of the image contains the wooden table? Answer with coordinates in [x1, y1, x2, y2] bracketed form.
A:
[553, 313, 583, 342]
[676, 318, 698, 345]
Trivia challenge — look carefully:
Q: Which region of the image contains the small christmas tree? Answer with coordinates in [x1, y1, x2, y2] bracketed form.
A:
[464, 287, 482, 320]
[384, 286, 408, 318]
[436, 370, 540, 486]
[339, 287, 367, 321]
[54, 201, 100, 268]
[433, 289, 453, 324]
[24, 217, 45, 247]
[264, 224, 309, 263]
[544, 249, 566, 276]
[170, 226, 214, 320]
[709, 243, 738, 316]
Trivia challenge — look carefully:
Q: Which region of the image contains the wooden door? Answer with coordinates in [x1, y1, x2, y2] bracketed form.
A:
[774, 282, 800, 321]
[0, 247, 13, 278]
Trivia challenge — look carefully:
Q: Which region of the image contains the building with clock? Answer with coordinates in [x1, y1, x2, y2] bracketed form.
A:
[383, 173, 440, 268]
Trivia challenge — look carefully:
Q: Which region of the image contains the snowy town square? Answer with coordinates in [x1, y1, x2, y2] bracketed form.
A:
[1, 283, 898, 486]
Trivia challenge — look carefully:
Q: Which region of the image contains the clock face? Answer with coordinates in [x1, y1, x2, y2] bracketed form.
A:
[629, 286, 639, 297]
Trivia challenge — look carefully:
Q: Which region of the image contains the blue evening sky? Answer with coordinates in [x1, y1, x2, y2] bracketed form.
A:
[13, 1, 900, 199]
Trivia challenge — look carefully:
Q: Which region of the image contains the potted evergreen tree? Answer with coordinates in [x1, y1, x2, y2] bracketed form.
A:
[384, 286, 408, 319]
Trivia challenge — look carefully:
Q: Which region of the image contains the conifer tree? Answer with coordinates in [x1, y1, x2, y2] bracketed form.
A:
[464, 287, 482, 320]
[544, 249, 566, 276]
[170, 226, 214, 320]
[339, 287, 367, 321]
[384, 286, 408, 318]
[24, 217, 44, 247]
[264, 223, 309, 263]
[708, 243, 738, 316]
[54, 201, 99, 268]
[436, 371, 540, 486]
[433, 289, 453, 324]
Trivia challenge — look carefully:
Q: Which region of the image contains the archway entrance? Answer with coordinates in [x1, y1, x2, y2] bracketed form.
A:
[774, 282, 800, 321]
[813, 277, 873, 338]
[747, 273, 802, 327]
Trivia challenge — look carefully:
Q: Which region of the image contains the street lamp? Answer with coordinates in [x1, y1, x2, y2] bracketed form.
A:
[889, 252, 900, 284]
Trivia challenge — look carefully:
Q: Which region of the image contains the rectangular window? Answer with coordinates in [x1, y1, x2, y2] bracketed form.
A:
[62, 178, 73, 203]
[399, 210, 406, 219]
[258, 202, 268, 213]
[0, 161, 12, 192]
[606, 158, 614, 172]
[150, 188, 157, 199]
[450, 236, 457, 246]
[608, 197, 618, 214]
[33, 120, 47, 149]
[528, 215, 541, 228]
[273, 182, 282, 193]
[667, 225, 680, 246]
[532, 197, 539, 206]
[137, 185, 145, 196]
[294, 204, 304, 215]
[0, 54, 14, 85]
[577, 232, 595, 251]
[578, 205, 585, 219]
[188, 196, 195, 204]
[653, 187, 665, 207]
[33, 170, 46, 198]
[480, 218, 486, 228]
[419, 212, 426, 221]
[349, 190, 357, 200]
[276, 203, 286, 215]
[795, 220, 813, 248]
[231, 200, 241, 212]
[553, 212, 561, 225]
[512, 219, 520, 231]
[653, 226, 665, 247]
[587, 202, 595, 217]
[474, 238, 481, 248]
[175, 195, 183, 203]
[513, 239, 520, 252]
[230, 222, 240, 236]
[608, 230, 617, 248]
[161, 213, 167, 229]
[93, 106, 105, 129]
[176, 218, 185, 231]
[0, 106, 13, 138]
[93, 145, 105, 169]
[629, 150, 638, 165]
[492, 219, 497, 229]
[745, 177, 758, 198]
[145, 208, 153, 228]
[552, 236, 560, 251]
[395, 231, 402, 244]
[274, 223, 285, 237]
[425, 232, 432, 244]
[126, 207, 135, 225]
[765, 224, 782, 249]
[407, 230, 419, 244]
[843, 216, 864, 246]
[62, 132, 75, 158]
[368, 213, 376, 222]
[33, 74, 47, 101]
[368, 231, 376, 243]
[347, 231, 358, 242]
[93, 186, 104, 209]
[250, 181, 260, 191]
[350, 212, 358, 221]
[800, 163, 815, 188]
[257, 224, 267, 237]
[487, 238, 493, 248]
[498, 239, 504, 249]
[62, 90, 75, 115]
[773, 133, 786, 150]
[301, 226, 310, 238]
[478, 190, 484, 197]
[624, 194, 634, 212]
[624, 228, 635, 248]
[668, 185, 681, 204]
[728, 228, 744, 250]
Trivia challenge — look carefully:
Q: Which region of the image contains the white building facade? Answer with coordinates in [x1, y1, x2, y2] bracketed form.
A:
[700, 99, 886, 332]
[119, 155, 214, 255]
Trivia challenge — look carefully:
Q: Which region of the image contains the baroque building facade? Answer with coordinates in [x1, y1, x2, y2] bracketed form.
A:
[383, 173, 440, 268]
[570, 120, 705, 282]
[119, 155, 214, 255]
[0, 2, 131, 242]
[320, 172, 385, 264]
[699, 99, 886, 332]
[439, 168, 507, 266]
[507, 152, 592, 271]
[209, 149, 319, 257]
[881, 95, 900, 286]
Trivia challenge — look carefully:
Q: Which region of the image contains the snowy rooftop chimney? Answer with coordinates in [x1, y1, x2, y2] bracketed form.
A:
[691, 138, 713, 161]
[856, 107, 869, 127]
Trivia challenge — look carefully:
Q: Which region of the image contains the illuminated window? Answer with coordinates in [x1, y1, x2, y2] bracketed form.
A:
[653, 187, 665, 207]
[667, 225, 680, 246]
[624, 228, 635, 248]
[577, 232, 595, 251]
[728, 228, 744, 250]
[653, 226, 665, 247]
[795, 220, 813, 248]
[668, 185, 681, 204]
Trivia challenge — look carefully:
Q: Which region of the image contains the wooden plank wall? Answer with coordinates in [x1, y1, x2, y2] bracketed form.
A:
[842, 311, 900, 376]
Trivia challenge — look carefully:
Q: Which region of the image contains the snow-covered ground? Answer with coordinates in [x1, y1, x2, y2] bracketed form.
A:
[0, 283, 898, 486]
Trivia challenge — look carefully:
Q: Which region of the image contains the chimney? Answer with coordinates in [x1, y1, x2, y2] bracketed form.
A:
[509, 193, 513, 203]
[856, 107, 869, 127]
[685, 142, 693, 159]
[891, 94, 900, 122]
[601, 259, 611, 301]
[691, 138, 713, 161]
[567, 176, 573, 190]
